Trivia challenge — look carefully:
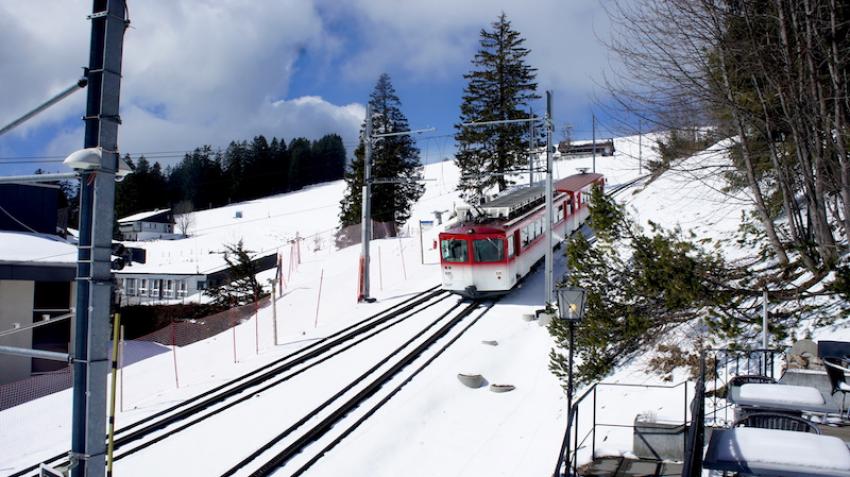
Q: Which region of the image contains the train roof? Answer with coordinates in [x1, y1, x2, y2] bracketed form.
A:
[443, 224, 506, 235]
[479, 184, 546, 220]
[554, 172, 604, 192]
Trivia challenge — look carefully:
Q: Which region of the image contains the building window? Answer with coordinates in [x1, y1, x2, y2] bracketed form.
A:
[151, 279, 160, 297]
[139, 279, 148, 297]
[125, 278, 137, 296]
[197, 280, 206, 290]
[163, 280, 174, 299]
[177, 280, 188, 298]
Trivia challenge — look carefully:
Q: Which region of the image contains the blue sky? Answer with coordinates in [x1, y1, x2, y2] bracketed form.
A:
[0, 1, 632, 176]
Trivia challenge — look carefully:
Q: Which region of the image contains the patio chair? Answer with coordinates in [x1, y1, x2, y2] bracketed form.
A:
[823, 358, 850, 418]
[734, 412, 821, 434]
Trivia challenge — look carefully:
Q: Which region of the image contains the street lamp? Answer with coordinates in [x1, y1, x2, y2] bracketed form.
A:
[556, 284, 586, 475]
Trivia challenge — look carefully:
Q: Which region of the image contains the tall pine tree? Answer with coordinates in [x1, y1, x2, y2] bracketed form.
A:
[339, 73, 424, 240]
[455, 13, 539, 201]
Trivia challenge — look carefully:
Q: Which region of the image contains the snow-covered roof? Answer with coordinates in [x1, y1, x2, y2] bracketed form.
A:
[0, 231, 77, 264]
[118, 208, 171, 223]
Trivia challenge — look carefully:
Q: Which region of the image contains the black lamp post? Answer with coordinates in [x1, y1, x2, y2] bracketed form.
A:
[556, 285, 586, 475]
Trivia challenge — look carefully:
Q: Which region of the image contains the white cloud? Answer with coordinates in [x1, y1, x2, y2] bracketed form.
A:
[1, 0, 364, 163]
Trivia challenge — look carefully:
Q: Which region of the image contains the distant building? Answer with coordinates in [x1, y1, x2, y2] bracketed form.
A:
[0, 184, 76, 385]
[115, 252, 278, 305]
[558, 139, 615, 157]
[118, 208, 177, 241]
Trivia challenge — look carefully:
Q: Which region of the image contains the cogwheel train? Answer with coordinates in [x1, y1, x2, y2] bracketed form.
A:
[439, 172, 604, 298]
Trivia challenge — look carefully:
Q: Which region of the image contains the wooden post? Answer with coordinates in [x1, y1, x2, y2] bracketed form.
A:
[171, 321, 179, 389]
[106, 313, 121, 477]
[271, 284, 279, 346]
[378, 245, 383, 291]
[119, 325, 125, 413]
[254, 299, 260, 355]
[232, 324, 238, 364]
[398, 237, 407, 280]
[314, 268, 324, 328]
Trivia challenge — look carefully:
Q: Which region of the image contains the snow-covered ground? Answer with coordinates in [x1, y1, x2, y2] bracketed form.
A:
[5, 134, 834, 476]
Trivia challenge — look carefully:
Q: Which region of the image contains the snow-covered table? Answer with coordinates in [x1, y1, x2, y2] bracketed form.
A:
[729, 383, 830, 413]
[704, 427, 850, 477]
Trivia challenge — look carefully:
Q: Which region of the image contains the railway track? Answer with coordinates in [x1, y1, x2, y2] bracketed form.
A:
[9, 285, 448, 477]
[221, 298, 496, 477]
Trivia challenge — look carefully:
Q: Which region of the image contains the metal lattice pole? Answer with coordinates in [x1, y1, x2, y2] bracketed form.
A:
[544, 91, 554, 305]
[71, 1, 126, 475]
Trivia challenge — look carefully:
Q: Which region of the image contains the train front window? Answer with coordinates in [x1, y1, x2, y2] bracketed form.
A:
[441, 239, 468, 263]
[473, 238, 504, 263]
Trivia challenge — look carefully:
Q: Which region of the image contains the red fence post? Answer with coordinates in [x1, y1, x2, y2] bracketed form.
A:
[232, 321, 238, 364]
[314, 268, 324, 328]
[171, 321, 179, 389]
[254, 298, 260, 356]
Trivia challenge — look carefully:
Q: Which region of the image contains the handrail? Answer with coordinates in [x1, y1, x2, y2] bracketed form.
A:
[553, 380, 692, 476]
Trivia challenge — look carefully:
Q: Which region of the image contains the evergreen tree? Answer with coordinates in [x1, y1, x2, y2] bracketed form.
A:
[203, 239, 264, 306]
[312, 134, 347, 183]
[339, 73, 424, 239]
[455, 13, 539, 201]
[288, 137, 313, 190]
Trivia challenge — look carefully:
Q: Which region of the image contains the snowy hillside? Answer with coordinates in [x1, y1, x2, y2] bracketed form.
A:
[0, 135, 727, 476]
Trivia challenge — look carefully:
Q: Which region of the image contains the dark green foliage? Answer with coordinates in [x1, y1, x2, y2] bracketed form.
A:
[203, 239, 265, 306]
[652, 129, 718, 176]
[338, 73, 425, 240]
[455, 13, 540, 201]
[548, 187, 731, 385]
[115, 133, 346, 224]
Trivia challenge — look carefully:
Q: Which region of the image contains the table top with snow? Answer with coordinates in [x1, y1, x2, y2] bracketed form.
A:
[731, 383, 828, 411]
[704, 427, 850, 477]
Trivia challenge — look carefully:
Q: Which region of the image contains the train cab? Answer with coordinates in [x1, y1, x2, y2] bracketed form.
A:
[440, 225, 513, 298]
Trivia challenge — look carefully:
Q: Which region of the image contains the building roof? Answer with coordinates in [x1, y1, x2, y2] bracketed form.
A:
[554, 173, 604, 192]
[118, 208, 172, 224]
[0, 231, 76, 280]
[0, 231, 76, 264]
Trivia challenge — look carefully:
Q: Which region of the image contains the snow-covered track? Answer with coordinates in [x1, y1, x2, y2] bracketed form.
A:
[9, 285, 447, 477]
[223, 298, 495, 477]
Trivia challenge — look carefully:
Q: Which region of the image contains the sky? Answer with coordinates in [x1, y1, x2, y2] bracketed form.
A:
[0, 0, 630, 176]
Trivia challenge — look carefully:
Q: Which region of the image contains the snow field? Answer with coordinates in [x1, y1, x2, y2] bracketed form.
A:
[3, 135, 665, 476]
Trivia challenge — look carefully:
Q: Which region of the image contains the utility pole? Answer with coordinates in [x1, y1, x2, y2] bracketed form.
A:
[544, 91, 554, 305]
[638, 119, 643, 174]
[359, 104, 374, 303]
[592, 112, 596, 174]
[358, 107, 433, 303]
[72, 1, 126, 476]
[529, 108, 535, 187]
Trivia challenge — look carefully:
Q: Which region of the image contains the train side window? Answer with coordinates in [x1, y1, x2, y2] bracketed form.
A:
[507, 235, 514, 258]
[473, 238, 504, 263]
[441, 239, 468, 263]
[556, 204, 564, 222]
[521, 227, 530, 246]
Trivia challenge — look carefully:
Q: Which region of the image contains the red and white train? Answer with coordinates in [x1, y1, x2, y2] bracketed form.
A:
[439, 172, 604, 298]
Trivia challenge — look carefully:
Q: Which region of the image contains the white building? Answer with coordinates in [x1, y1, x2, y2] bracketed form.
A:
[117, 209, 178, 241]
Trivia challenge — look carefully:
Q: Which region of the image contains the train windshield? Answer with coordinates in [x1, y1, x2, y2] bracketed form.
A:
[441, 239, 469, 263]
[473, 238, 504, 263]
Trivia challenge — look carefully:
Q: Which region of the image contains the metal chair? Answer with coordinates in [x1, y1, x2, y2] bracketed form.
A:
[733, 412, 821, 434]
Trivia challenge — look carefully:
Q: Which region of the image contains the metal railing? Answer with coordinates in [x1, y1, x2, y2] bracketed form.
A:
[553, 347, 786, 477]
[705, 347, 786, 425]
[553, 381, 692, 476]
